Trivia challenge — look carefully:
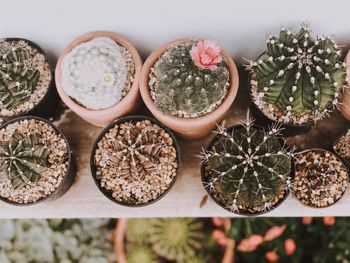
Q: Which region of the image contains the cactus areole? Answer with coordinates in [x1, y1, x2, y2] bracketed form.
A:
[149, 39, 230, 118]
[201, 115, 292, 215]
[249, 25, 347, 125]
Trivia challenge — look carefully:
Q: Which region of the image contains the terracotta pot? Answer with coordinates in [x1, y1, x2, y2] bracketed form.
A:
[55, 31, 142, 127]
[340, 51, 350, 121]
[114, 218, 234, 263]
[139, 38, 239, 139]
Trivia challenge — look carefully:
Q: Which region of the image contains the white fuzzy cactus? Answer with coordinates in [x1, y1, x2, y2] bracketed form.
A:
[61, 37, 128, 110]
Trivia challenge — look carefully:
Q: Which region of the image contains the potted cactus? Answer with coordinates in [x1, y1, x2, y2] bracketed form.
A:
[248, 24, 347, 136]
[90, 116, 180, 206]
[0, 116, 74, 205]
[333, 129, 350, 171]
[201, 114, 293, 215]
[140, 38, 239, 139]
[55, 31, 142, 127]
[0, 38, 58, 124]
[292, 149, 348, 208]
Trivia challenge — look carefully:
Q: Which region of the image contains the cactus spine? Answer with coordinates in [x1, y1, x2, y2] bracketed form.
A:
[201, 114, 292, 214]
[150, 39, 230, 118]
[249, 25, 347, 124]
[0, 132, 50, 189]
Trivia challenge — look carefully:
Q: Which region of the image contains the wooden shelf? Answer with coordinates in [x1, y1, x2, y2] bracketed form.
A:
[1, 72, 350, 218]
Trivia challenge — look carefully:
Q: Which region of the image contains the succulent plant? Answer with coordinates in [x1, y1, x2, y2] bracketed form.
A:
[61, 37, 131, 110]
[201, 114, 292, 214]
[149, 218, 205, 261]
[249, 24, 347, 125]
[0, 41, 41, 110]
[127, 245, 158, 263]
[150, 39, 230, 118]
[0, 132, 50, 189]
[126, 219, 152, 244]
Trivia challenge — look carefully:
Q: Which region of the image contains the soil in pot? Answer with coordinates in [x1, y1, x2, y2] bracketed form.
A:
[292, 149, 348, 208]
[91, 116, 180, 206]
[0, 116, 74, 205]
[201, 114, 293, 215]
[0, 38, 56, 123]
[333, 129, 350, 172]
[248, 25, 347, 135]
[60, 36, 135, 111]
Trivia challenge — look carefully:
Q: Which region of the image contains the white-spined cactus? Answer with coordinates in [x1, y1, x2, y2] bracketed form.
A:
[249, 25, 347, 125]
[61, 37, 128, 110]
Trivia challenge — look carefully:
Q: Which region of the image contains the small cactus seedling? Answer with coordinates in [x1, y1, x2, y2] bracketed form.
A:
[292, 149, 348, 208]
[127, 245, 158, 263]
[149, 218, 205, 261]
[150, 39, 230, 118]
[249, 24, 347, 125]
[0, 41, 41, 110]
[0, 132, 50, 189]
[201, 114, 292, 214]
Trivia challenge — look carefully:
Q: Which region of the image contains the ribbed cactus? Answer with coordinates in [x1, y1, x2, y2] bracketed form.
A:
[150, 39, 230, 117]
[0, 132, 50, 189]
[0, 42, 40, 110]
[149, 218, 205, 261]
[126, 219, 151, 244]
[127, 245, 158, 263]
[105, 121, 163, 181]
[201, 114, 292, 214]
[249, 25, 347, 124]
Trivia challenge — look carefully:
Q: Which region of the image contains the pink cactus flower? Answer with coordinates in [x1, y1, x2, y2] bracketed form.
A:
[212, 229, 227, 246]
[264, 224, 287, 241]
[323, 217, 336, 226]
[190, 40, 222, 71]
[302, 217, 313, 225]
[212, 217, 224, 227]
[237, 234, 263, 252]
[285, 238, 297, 256]
[265, 251, 279, 262]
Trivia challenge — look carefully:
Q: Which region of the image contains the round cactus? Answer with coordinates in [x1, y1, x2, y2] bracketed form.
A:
[149, 218, 205, 261]
[126, 219, 152, 244]
[249, 24, 347, 125]
[127, 245, 157, 263]
[149, 39, 230, 118]
[201, 114, 292, 214]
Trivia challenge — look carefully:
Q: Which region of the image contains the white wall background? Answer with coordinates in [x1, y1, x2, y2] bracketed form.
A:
[1, 0, 350, 65]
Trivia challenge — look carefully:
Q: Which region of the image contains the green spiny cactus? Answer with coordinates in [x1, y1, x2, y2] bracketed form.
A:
[149, 218, 205, 261]
[151, 39, 230, 117]
[127, 245, 158, 263]
[249, 24, 347, 124]
[0, 41, 41, 110]
[201, 114, 292, 214]
[126, 219, 152, 244]
[0, 132, 50, 189]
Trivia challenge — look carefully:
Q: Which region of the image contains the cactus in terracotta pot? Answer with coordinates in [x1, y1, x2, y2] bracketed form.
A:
[201, 114, 292, 214]
[249, 24, 347, 125]
[149, 39, 230, 118]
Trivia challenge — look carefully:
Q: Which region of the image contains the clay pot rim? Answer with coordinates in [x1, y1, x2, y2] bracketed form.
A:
[292, 148, 349, 209]
[139, 38, 239, 126]
[1, 38, 55, 120]
[200, 124, 291, 216]
[55, 31, 142, 117]
[90, 115, 181, 207]
[0, 115, 74, 206]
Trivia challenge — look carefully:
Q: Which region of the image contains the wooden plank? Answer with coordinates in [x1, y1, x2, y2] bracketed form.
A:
[0, 71, 349, 218]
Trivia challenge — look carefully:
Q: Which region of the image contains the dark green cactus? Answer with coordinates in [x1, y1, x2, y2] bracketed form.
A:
[127, 245, 158, 263]
[201, 115, 292, 214]
[149, 218, 205, 261]
[151, 40, 230, 117]
[249, 25, 347, 124]
[0, 41, 41, 110]
[0, 132, 50, 189]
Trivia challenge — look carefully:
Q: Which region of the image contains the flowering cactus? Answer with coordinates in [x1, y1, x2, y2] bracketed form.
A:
[249, 24, 347, 125]
[150, 39, 230, 117]
[201, 114, 292, 214]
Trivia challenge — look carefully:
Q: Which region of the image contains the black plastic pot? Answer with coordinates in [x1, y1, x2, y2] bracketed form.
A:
[1, 38, 60, 122]
[200, 124, 292, 216]
[90, 115, 181, 207]
[291, 148, 349, 208]
[0, 115, 76, 206]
